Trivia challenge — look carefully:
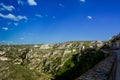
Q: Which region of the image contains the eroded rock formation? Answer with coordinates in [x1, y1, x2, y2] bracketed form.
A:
[0, 41, 106, 80]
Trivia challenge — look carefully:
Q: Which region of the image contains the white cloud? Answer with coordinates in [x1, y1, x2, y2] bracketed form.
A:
[18, 0, 24, 5]
[2, 27, 8, 30]
[80, 0, 86, 2]
[14, 23, 19, 26]
[35, 14, 43, 18]
[59, 3, 64, 7]
[28, 0, 37, 6]
[87, 16, 92, 20]
[17, 15, 27, 20]
[0, 13, 27, 21]
[0, 3, 15, 11]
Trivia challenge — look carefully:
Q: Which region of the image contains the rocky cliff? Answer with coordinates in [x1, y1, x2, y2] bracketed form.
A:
[0, 41, 106, 80]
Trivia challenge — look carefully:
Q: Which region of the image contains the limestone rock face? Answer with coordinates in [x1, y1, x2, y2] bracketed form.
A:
[0, 41, 105, 80]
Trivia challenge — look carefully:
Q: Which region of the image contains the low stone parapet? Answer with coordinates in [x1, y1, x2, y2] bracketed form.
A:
[75, 53, 116, 80]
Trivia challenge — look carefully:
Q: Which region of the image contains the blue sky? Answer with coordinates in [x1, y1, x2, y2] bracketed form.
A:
[0, 0, 120, 44]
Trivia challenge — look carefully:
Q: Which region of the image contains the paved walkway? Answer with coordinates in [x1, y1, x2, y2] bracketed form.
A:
[115, 49, 120, 80]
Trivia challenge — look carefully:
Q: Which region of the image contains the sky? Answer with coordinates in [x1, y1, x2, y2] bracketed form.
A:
[0, 0, 120, 44]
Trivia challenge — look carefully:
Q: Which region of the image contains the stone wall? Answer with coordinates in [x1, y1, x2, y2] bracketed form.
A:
[75, 53, 116, 80]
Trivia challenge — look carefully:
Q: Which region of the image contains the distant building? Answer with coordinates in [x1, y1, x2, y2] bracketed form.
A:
[109, 33, 120, 48]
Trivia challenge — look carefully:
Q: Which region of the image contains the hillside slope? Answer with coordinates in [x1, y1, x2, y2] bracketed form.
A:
[0, 41, 106, 80]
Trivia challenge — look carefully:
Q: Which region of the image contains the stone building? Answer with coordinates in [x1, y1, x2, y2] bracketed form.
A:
[109, 33, 120, 48]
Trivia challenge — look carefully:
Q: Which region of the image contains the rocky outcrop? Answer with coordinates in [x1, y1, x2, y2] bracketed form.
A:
[0, 41, 106, 80]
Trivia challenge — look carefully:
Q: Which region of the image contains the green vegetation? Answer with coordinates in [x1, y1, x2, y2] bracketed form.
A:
[0, 62, 38, 80]
[0, 41, 106, 80]
[0, 61, 54, 80]
[54, 49, 105, 80]
[6, 64, 38, 80]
